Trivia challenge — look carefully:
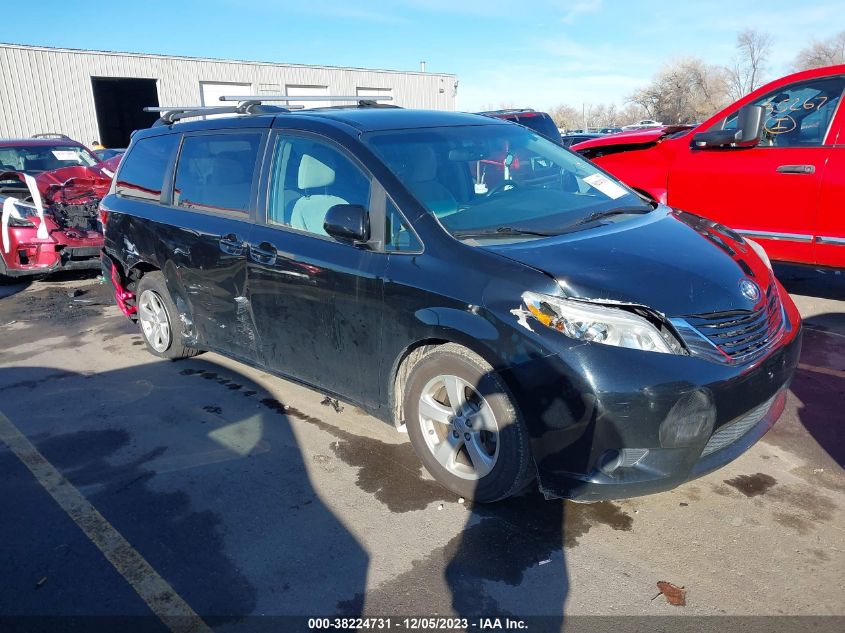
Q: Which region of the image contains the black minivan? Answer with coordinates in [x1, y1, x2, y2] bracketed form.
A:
[101, 104, 801, 502]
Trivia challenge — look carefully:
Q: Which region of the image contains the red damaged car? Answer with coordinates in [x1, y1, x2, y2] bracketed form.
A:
[573, 65, 845, 268]
[0, 137, 114, 280]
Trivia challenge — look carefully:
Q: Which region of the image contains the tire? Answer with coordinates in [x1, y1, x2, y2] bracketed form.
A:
[404, 343, 534, 502]
[135, 271, 200, 360]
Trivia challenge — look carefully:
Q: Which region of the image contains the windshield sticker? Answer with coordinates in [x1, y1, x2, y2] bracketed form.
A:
[583, 173, 627, 200]
[51, 150, 79, 161]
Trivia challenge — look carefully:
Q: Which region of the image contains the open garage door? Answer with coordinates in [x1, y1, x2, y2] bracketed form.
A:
[92, 77, 159, 148]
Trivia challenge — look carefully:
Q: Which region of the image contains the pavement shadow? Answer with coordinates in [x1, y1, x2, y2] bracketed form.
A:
[442, 365, 631, 631]
[789, 327, 845, 467]
[774, 263, 845, 302]
[0, 362, 369, 629]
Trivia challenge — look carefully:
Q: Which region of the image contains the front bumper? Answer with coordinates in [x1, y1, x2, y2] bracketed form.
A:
[503, 296, 802, 501]
[1, 225, 102, 278]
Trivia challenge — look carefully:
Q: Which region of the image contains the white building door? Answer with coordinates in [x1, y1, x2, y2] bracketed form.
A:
[356, 87, 394, 105]
[285, 85, 330, 110]
[200, 81, 251, 117]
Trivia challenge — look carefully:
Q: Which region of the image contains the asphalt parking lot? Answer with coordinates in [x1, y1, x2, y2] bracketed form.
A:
[0, 265, 843, 632]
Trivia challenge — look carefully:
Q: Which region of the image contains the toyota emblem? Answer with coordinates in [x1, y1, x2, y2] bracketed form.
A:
[740, 279, 761, 303]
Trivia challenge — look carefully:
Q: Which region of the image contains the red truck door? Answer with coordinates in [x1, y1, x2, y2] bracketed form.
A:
[669, 75, 845, 265]
[815, 89, 845, 267]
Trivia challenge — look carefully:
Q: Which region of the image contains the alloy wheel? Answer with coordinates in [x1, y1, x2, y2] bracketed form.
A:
[418, 374, 500, 480]
[138, 289, 171, 353]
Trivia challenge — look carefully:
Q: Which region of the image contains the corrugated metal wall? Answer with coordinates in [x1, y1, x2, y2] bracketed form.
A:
[0, 44, 457, 143]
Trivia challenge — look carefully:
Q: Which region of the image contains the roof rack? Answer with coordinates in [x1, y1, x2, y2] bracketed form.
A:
[32, 132, 73, 140]
[144, 101, 302, 125]
[145, 94, 394, 126]
[218, 95, 393, 104]
[477, 108, 536, 115]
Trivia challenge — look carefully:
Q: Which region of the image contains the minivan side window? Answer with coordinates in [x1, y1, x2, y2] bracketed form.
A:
[385, 199, 422, 252]
[719, 77, 845, 147]
[116, 134, 179, 200]
[267, 136, 371, 237]
[173, 133, 261, 213]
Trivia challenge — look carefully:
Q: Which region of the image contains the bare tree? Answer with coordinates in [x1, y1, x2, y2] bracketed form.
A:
[629, 57, 729, 124]
[549, 104, 581, 130]
[726, 29, 773, 100]
[792, 31, 845, 70]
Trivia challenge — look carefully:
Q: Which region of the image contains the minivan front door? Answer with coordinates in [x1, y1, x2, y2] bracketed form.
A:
[246, 132, 387, 406]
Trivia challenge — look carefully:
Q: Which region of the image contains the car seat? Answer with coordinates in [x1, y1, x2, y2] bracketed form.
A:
[289, 147, 349, 236]
[183, 157, 250, 211]
[405, 145, 458, 218]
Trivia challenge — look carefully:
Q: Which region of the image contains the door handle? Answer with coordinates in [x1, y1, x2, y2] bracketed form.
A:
[776, 164, 815, 174]
[219, 233, 246, 256]
[249, 241, 277, 265]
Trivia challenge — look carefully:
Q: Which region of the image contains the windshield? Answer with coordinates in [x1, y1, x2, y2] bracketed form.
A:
[0, 145, 100, 173]
[364, 124, 651, 242]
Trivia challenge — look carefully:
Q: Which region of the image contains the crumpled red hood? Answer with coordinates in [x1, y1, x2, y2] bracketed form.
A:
[33, 163, 114, 206]
[572, 125, 694, 152]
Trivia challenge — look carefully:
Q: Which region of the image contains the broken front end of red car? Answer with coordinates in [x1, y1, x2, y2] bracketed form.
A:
[0, 164, 111, 280]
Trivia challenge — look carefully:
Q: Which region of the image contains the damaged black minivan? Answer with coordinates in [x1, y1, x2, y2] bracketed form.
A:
[101, 105, 801, 502]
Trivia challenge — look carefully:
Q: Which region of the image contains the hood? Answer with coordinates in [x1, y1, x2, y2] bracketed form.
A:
[34, 164, 113, 206]
[484, 208, 772, 317]
[571, 125, 693, 155]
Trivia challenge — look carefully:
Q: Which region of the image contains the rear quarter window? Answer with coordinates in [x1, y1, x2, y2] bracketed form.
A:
[514, 114, 561, 142]
[173, 133, 261, 213]
[116, 134, 179, 200]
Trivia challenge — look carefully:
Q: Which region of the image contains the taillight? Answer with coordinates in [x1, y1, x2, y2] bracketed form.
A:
[98, 204, 109, 229]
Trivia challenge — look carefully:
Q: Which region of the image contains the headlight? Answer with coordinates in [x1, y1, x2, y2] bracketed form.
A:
[745, 238, 772, 271]
[6, 201, 37, 228]
[522, 291, 681, 354]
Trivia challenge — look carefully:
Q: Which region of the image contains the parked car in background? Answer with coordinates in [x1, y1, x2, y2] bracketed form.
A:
[477, 109, 562, 142]
[93, 148, 126, 161]
[0, 136, 111, 279]
[599, 127, 623, 134]
[0, 135, 101, 172]
[622, 119, 662, 130]
[103, 102, 800, 503]
[572, 64, 845, 268]
[560, 132, 602, 147]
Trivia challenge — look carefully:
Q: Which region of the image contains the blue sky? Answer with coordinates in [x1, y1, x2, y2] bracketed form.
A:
[8, 0, 844, 110]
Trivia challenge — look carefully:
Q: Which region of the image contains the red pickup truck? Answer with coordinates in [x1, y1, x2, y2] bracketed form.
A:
[573, 65, 845, 268]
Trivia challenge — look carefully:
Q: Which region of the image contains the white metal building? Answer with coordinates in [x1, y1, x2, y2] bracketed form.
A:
[0, 43, 457, 147]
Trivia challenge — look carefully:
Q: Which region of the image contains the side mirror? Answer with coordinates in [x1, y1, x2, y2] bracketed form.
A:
[324, 204, 370, 244]
[692, 104, 764, 149]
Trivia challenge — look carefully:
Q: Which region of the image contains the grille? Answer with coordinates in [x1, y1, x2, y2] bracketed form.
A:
[701, 393, 776, 457]
[684, 281, 785, 363]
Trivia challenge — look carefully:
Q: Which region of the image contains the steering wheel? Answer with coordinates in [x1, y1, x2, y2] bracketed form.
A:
[486, 179, 520, 197]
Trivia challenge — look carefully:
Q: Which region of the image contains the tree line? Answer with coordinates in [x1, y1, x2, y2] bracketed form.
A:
[549, 29, 845, 130]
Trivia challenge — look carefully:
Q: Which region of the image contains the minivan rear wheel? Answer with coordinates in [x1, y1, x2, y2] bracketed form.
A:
[136, 272, 200, 360]
[404, 344, 534, 502]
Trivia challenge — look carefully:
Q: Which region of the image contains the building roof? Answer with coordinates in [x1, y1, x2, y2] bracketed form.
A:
[0, 42, 456, 78]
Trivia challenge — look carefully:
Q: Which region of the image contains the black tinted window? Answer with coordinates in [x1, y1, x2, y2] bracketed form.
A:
[514, 113, 561, 142]
[174, 133, 261, 213]
[116, 134, 178, 200]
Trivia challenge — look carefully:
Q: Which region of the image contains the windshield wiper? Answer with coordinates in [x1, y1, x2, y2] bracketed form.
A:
[453, 226, 558, 239]
[569, 205, 654, 227]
